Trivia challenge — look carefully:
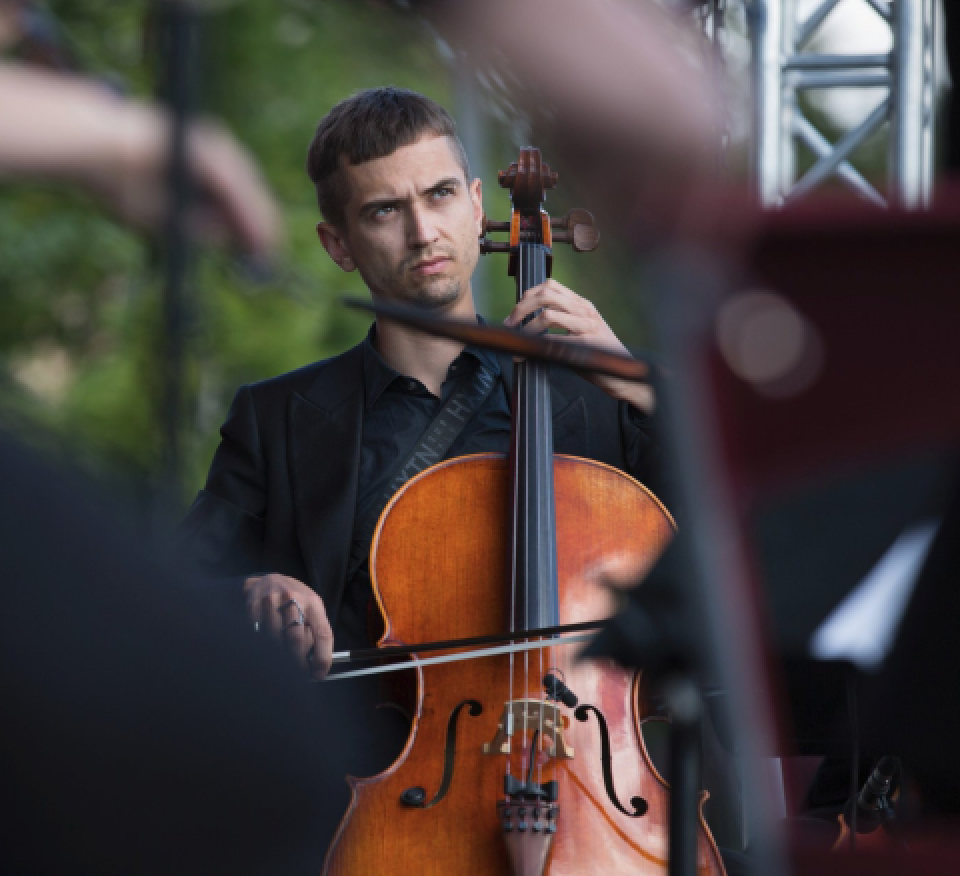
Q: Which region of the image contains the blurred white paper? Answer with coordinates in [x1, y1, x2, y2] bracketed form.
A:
[810, 520, 939, 669]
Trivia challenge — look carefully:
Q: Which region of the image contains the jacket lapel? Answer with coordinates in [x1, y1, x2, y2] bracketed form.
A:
[496, 353, 588, 456]
[287, 344, 364, 622]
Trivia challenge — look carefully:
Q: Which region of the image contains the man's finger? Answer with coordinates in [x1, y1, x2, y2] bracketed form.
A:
[523, 308, 593, 338]
[283, 620, 313, 668]
[261, 592, 286, 637]
[303, 602, 334, 680]
[307, 628, 333, 681]
[276, 597, 307, 638]
[507, 287, 586, 325]
[274, 596, 314, 668]
[246, 591, 262, 628]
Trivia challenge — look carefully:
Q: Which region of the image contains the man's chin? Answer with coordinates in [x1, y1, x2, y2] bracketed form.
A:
[408, 281, 462, 311]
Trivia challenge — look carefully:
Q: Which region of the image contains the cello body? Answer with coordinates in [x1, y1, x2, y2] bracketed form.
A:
[323, 453, 726, 876]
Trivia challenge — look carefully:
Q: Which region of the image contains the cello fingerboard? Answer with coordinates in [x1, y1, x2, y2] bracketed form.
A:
[509, 239, 559, 634]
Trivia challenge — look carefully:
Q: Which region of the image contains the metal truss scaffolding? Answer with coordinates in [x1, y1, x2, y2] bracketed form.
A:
[750, 0, 938, 208]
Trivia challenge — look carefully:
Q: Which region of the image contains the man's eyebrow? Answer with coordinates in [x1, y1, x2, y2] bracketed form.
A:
[425, 177, 462, 193]
[358, 194, 403, 214]
[358, 178, 463, 215]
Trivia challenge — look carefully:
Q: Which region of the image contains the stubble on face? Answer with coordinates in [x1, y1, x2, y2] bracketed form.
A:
[395, 253, 462, 311]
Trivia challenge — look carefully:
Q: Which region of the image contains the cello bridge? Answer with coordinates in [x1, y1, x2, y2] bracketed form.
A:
[482, 699, 574, 758]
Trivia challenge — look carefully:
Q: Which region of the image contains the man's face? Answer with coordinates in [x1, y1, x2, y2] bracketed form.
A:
[317, 135, 483, 312]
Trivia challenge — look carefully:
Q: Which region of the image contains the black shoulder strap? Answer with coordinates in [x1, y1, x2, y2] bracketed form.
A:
[348, 361, 497, 578]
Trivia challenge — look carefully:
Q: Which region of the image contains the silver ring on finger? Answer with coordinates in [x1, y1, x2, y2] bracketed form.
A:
[277, 598, 305, 626]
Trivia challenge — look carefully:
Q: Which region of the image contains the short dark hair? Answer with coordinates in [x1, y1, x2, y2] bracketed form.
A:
[306, 87, 470, 229]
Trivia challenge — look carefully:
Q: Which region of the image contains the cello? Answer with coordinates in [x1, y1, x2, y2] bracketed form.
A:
[324, 148, 726, 876]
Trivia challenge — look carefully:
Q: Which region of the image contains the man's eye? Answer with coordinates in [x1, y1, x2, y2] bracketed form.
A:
[432, 187, 454, 199]
[372, 205, 396, 218]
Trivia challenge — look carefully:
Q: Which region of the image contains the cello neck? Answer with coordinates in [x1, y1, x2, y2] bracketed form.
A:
[509, 237, 559, 634]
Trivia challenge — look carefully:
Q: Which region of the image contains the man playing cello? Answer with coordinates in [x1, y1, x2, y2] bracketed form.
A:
[179, 86, 664, 678]
[176, 85, 744, 876]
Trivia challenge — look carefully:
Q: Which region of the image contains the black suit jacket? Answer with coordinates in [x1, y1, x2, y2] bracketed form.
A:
[179, 341, 665, 624]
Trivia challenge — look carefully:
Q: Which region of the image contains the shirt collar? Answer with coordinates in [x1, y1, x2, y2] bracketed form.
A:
[361, 317, 501, 410]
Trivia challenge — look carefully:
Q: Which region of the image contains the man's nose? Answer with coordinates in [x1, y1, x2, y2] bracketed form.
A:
[406, 205, 439, 247]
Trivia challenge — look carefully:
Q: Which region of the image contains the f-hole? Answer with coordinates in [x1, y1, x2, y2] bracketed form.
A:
[400, 699, 483, 809]
[575, 704, 649, 817]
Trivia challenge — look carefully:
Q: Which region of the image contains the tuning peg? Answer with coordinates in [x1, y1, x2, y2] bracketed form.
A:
[552, 208, 599, 252]
[551, 208, 591, 231]
[481, 216, 511, 235]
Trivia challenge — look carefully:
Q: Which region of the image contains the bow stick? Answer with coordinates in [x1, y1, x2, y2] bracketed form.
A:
[343, 298, 654, 382]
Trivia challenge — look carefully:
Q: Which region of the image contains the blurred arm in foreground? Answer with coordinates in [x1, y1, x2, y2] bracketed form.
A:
[0, 60, 282, 256]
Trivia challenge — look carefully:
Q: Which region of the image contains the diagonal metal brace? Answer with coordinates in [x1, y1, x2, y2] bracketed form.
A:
[788, 97, 891, 201]
[796, 0, 845, 49]
[793, 110, 887, 206]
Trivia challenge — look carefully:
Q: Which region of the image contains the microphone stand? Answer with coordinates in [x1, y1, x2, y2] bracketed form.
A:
[157, 0, 197, 515]
[663, 671, 704, 876]
[582, 541, 707, 876]
[847, 671, 860, 846]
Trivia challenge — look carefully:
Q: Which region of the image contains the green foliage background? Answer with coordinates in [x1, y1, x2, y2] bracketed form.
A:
[0, 2, 466, 504]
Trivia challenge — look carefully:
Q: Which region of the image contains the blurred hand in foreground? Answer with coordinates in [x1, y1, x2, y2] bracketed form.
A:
[429, 0, 749, 249]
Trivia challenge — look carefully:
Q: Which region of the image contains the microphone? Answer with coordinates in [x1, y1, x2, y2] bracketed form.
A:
[848, 756, 898, 834]
[543, 673, 578, 709]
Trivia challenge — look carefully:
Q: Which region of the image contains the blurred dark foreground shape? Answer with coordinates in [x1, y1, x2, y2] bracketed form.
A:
[696, 188, 960, 871]
[0, 431, 358, 876]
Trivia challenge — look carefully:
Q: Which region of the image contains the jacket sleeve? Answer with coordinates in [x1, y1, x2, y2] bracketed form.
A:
[619, 400, 675, 519]
[177, 385, 268, 580]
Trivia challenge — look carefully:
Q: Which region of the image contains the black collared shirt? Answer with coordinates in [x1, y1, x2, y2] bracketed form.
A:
[336, 325, 512, 650]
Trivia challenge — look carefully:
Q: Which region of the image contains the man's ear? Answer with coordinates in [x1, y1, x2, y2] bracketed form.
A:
[470, 178, 483, 234]
[316, 222, 356, 272]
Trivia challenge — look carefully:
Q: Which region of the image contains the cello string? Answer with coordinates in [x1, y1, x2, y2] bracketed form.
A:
[521, 238, 530, 787]
[529, 234, 545, 791]
[535, 235, 547, 792]
[506, 233, 523, 784]
[527, 244, 536, 793]
[528, 235, 540, 790]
